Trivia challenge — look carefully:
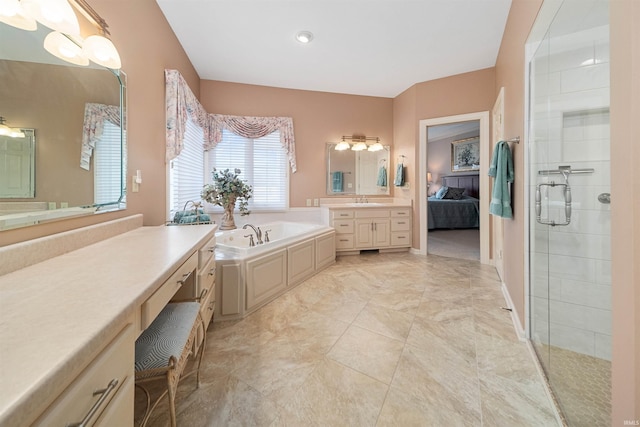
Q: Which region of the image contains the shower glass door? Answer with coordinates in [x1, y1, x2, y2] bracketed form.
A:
[528, 1, 611, 425]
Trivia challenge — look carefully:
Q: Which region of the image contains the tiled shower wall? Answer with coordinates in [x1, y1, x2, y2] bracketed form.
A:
[530, 24, 611, 360]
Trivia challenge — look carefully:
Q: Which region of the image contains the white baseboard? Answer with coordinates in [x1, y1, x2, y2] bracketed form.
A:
[501, 282, 526, 341]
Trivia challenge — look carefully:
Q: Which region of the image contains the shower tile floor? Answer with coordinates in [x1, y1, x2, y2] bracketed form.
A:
[135, 252, 559, 426]
[540, 345, 611, 427]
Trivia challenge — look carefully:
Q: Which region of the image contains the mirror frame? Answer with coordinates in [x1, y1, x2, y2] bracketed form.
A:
[326, 142, 390, 196]
[0, 25, 127, 232]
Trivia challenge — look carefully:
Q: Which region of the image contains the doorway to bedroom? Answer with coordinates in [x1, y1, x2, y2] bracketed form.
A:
[419, 111, 490, 264]
[425, 121, 481, 261]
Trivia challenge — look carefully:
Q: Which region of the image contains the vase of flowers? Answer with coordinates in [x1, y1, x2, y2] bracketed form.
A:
[201, 168, 252, 230]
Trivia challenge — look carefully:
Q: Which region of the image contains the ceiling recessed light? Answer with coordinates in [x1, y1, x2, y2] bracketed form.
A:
[296, 30, 313, 44]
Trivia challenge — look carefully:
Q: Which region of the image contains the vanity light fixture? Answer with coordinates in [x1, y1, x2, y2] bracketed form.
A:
[0, 117, 25, 138]
[295, 30, 313, 44]
[351, 142, 367, 151]
[0, 0, 121, 69]
[21, 0, 80, 35]
[0, 0, 37, 30]
[335, 140, 350, 151]
[44, 31, 89, 65]
[336, 135, 383, 152]
[368, 140, 383, 152]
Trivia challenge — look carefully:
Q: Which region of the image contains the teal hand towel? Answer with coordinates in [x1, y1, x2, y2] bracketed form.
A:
[177, 213, 211, 224]
[377, 166, 387, 187]
[332, 171, 343, 192]
[488, 141, 514, 218]
[394, 164, 404, 186]
[173, 209, 204, 222]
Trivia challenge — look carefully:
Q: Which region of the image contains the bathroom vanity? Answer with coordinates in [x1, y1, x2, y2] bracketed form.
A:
[322, 202, 412, 255]
[0, 215, 217, 427]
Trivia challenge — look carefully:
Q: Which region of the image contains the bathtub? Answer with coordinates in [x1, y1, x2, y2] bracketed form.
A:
[214, 221, 336, 321]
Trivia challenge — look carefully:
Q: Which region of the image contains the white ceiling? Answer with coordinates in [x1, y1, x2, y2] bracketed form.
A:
[156, 0, 513, 98]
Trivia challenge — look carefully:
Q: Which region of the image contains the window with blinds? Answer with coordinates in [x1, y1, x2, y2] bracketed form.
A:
[205, 129, 288, 211]
[94, 121, 126, 206]
[169, 118, 205, 216]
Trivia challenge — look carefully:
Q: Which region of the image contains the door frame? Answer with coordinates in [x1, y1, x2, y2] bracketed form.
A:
[418, 111, 490, 264]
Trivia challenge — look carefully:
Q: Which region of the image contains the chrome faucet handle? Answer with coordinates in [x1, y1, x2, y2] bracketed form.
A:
[256, 227, 264, 244]
[244, 234, 255, 247]
[264, 229, 272, 243]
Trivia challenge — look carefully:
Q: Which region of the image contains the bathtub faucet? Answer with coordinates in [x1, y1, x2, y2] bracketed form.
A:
[242, 223, 263, 244]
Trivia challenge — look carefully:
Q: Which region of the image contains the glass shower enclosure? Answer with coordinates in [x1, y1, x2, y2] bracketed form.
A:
[527, 1, 611, 425]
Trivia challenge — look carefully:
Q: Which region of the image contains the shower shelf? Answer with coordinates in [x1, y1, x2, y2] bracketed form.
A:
[538, 167, 595, 175]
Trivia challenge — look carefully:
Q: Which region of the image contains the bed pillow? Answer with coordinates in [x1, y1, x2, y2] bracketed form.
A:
[443, 186, 465, 200]
[435, 186, 449, 199]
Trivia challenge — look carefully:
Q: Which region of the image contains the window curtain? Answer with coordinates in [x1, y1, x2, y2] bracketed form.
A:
[164, 69, 297, 172]
[81, 103, 122, 171]
[209, 114, 297, 173]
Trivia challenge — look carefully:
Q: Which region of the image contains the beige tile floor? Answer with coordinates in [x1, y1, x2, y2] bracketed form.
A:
[136, 252, 560, 426]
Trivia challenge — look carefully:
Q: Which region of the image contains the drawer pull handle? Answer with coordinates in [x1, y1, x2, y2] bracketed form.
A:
[199, 288, 209, 302]
[397, 221, 406, 225]
[208, 245, 216, 253]
[397, 236, 406, 239]
[340, 224, 348, 227]
[208, 267, 215, 276]
[177, 270, 193, 285]
[67, 378, 118, 427]
[339, 239, 349, 242]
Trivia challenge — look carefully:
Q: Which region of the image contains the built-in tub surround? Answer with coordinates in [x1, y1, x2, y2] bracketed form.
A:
[215, 222, 336, 321]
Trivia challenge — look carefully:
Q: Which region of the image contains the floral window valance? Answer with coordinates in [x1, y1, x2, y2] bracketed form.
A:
[209, 114, 297, 173]
[81, 103, 122, 171]
[165, 69, 211, 161]
[164, 69, 297, 172]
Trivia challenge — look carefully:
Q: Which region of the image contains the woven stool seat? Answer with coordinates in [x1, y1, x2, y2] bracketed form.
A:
[134, 301, 206, 427]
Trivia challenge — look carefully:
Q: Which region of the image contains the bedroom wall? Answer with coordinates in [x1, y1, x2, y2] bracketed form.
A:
[1, 0, 200, 246]
[199, 80, 394, 207]
[427, 130, 480, 194]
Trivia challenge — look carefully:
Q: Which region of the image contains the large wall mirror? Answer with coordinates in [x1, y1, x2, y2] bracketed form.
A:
[0, 23, 126, 232]
[326, 143, 390, 196]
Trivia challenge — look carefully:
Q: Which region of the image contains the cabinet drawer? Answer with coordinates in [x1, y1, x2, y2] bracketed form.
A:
[355, 209, 389, 218]
[141, 252, 198, 330]
[332, 219, 354, 234]
[391, 232, 411, 246]
[391, 218, 410, 232]
[33, 323, 134, 427]
[198, 234, 216, 268]
[331, 210, 354, 219]
[197, 255, 216, 298]
[335, 234, 354, 249]
[201, 283, 216, 327]
[391, 208, 411, 218]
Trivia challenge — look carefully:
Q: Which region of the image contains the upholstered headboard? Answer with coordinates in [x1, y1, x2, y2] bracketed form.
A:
[441, 174, 479, 198]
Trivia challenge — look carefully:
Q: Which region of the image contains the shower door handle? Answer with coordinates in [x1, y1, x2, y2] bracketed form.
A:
[535, 182, 571, 226]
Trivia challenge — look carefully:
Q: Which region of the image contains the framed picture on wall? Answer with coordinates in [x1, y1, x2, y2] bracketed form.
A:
[451, 137, 480, 172]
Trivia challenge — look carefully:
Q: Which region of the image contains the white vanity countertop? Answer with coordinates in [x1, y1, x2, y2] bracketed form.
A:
[321, 202, 412, 209]
[0, 224, 217, 427]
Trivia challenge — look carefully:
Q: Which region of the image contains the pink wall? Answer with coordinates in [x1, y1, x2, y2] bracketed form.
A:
[393, 68, 496, 249]
[610, 0, 640, 421]
[199, 80, 394, 207]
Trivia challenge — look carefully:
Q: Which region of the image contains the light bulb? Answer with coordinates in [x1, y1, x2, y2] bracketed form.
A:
[43, 31, 89, 66]
[0, 0, 37, 30]
[82, 35, 121, 69]
[21, 0, 80, 35]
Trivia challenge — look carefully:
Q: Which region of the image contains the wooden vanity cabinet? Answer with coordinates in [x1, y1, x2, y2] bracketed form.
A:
[324, 206, 412, 254]
[32, 322, 135, 427]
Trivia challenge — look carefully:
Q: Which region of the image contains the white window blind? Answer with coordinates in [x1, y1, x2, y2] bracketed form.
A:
[169, 118, 205, 216]
[206, 130, 288, 211]
[94, 121, 126, 205]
